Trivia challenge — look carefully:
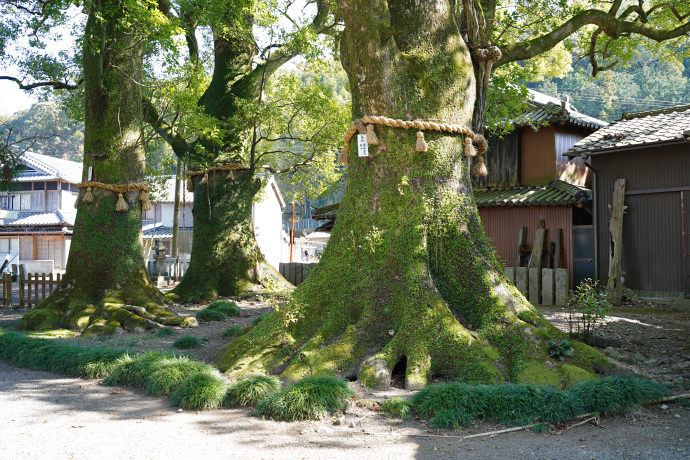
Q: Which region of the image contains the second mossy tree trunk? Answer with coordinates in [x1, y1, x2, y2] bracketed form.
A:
[171, 169, 286, 301]
[20, 0, 194, 335]
[216, 0, 610, 389]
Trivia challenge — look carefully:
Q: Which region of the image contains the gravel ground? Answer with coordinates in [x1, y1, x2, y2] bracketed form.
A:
[1, 360, 688, 460]
[1, 297, 689, 459]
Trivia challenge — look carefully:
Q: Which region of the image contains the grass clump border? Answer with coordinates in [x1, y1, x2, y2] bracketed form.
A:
[380, 397, 413, 420]
[412, 376, 669, 430]
[255, 375, 356, 421]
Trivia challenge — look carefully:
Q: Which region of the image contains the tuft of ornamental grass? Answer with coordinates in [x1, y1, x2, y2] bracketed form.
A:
[103, 351, 174, 388]
[172, 336, 205, 349]
[412, 377, 669, 430]
[196, 309, 227, 322]
[254, 375, 356, 421]
[196, 300, 242, 322]
[221, 326, 242, 338]
[380, 397, 413, 420]
[206, 300, 242, 317]
[224, 375, 282, 407]
[156, 328, 177, 337]
[252, 313, 270, 326]
[170, 371, 229, 410]
[145, 356, 212, 396]
[568, 376, 668, 416]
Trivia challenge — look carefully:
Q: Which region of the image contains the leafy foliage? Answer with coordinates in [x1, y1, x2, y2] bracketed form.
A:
[568, 279, 611, 344]
[254, 376, 356, 421]
[548, 339, 574, 361]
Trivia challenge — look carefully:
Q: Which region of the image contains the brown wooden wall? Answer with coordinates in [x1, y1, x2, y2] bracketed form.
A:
[521, 125, 556, 185]
[473, 131, 520, 188]
[478, 206, 574, 287]
[592, 143, 689, 295]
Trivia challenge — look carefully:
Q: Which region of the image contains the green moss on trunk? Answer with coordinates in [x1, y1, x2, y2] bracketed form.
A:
[20, 1, 192, 334]
[214, 0, 610, 389]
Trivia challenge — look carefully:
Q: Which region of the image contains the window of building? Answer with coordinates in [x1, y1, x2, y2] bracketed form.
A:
[46, 191, 59, 212]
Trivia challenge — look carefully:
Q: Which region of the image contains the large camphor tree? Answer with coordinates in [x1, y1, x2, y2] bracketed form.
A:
[142, 0, 347, 301]
[4, 1, 195, 333]
[217, 0, 690, 389]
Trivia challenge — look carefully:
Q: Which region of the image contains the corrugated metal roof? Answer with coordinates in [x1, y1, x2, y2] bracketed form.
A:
[474, 179, 591, 207]
[564, 104, 690, 156]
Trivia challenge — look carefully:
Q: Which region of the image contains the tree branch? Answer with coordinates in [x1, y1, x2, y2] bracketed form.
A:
[0, 76, 82, 91]
[497, 8, 690, 68]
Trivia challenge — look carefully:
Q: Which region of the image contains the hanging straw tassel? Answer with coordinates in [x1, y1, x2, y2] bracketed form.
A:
[226, 170, 236, 180]
[199, 172, 208, 186]
[116, 193, 128, 212]
[366, 124, 379, 145]
[186, 176, 194, 192]
[139, 188, 152, 211]
[473, 155, 488, 177]
[416, 131, 428, 152]
[476, 134, 488, 154]
[74, 196, 79, 209]
[82, 186, 94, 203]
[464, 137, 477, 157]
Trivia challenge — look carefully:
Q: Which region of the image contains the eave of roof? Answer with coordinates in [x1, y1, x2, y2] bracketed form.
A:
[474, 180, 592, 208]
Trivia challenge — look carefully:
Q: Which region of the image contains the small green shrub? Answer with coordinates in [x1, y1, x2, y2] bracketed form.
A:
[568, 376, 668, 416]
[206, 300, 242, 317]
[252, 313, 270, 326]
[222, 326, 242, 338]
[380, 397, 412, 420]
[170, 371, 228, 410]
[224, 375, 282, 407]
[254, 376, 356, 421]
[568, 279, 611, 344]
[196, 309, 227, 322]
[548, 339, 573, 361]
[172, 336, 206, 349]
[103, 352, 174, 388]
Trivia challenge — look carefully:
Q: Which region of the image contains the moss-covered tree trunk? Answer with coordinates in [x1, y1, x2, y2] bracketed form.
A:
[172, 168, 286, 300]
[170, 6, 291, 301]
[20, 0, 194, 334]
[216, 0, 610, 389]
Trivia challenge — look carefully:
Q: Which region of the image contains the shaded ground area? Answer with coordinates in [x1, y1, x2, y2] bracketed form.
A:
[0, 296, 689, 459]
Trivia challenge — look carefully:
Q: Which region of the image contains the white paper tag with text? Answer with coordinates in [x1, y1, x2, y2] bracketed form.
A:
[357, 134, 368, 157]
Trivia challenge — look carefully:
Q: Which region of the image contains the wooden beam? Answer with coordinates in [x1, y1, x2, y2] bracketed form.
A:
[516, 226, 526, 267]
[606, 178, 627, 305]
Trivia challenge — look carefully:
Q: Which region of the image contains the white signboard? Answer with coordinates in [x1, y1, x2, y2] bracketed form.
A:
[357, 133, 368, 157]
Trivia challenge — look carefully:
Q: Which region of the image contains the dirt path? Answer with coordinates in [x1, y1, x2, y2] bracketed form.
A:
[1, 298, 689, 459]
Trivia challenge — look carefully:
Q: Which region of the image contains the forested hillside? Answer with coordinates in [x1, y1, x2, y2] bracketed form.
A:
[532, 51, 690, 122]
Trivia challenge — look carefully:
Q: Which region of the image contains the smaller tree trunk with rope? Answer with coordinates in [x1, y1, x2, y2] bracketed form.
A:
[20, 1, 195, 334]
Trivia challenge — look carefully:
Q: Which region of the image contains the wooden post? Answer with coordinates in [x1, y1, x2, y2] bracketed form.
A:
[42, 273, 46, 302]
[516, 226, 526, 267]
[529, 222, 546, 269]
[48, 272, 53, 296]
[18, 265, 25, 307]
[28, 273, 33, 306]
[607, 178, 627, 306]
[554, 228, 562, 269]
[4, 273, 11, 307]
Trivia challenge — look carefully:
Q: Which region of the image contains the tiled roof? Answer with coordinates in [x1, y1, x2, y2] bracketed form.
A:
[510, 89, 608, 131]
[3, 211, 70, 226]
[0, 228, 71, 235]
[312, 203, 340, 221]
[142, 225, 193, 239]
[564, 104, 690, 156]
[474, 180, 591, 208]
[16, 152, 83, 183]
